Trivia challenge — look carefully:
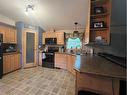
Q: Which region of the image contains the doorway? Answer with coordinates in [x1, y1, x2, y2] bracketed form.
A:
[22, 29, 38, 68]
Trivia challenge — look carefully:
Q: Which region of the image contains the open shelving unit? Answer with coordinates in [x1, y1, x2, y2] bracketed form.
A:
[84, 0, 111, 45]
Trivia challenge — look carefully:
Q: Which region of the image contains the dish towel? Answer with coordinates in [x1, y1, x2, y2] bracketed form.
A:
[42, 53, 46, 59]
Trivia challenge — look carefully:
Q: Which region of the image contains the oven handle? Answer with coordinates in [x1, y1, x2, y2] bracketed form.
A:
[44, 53, 54, 55]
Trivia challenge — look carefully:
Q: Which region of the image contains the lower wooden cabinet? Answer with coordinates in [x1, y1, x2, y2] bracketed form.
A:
[76, 71, 119, 95]
[39, 51, 42, 66]
[3, 53, 20, 74]
[55, 53, 67, 69]
[67, 55, 76, 75]
[55, 53, 76, 75]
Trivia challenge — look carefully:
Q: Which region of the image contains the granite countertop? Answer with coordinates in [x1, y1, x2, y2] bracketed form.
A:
[55, 52, 76, 56]
[74, 54, 126, 80]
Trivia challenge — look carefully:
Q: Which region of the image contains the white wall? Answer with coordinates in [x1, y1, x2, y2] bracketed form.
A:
[0, 14, 15, 26]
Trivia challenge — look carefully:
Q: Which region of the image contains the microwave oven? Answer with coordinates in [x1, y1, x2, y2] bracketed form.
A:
[45, 38, 57, 45]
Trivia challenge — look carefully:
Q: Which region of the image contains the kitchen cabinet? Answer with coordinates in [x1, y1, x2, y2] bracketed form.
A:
[9, 28, 17, 43]
[0, 26, 9, 43]
[76, 71, 117, 95]
[55, 53, 76, 75]
[38, 51, 42, 66]
[3, 56, 6, 74]
[3, 53, 20, 74]
[55, 53, 67, 69]
[10, 55, 15, 71]
[3, 55, 11, 74]
[67, 54, 76, 75]
[56, 32, 64, 45]
[42, 32, 46, 44]
[0, 26, 17, 43]
[14, 54, 20, 70]
[42, 31, 64, 45]
[42, 32, 55, 44]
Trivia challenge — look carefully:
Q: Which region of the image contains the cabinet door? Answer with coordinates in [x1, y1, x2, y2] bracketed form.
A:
[5, 55, 11, 73]
[67, 55, 72, 72]
[71, 56, 76, 75]
[55, 53, 67, 69]
[55, 53, 61, 68]
[62, 54, 67, 69]
[57, 32, 64, 45]
[39, 52, 42, 66]
[14, 54, 20, 70]
[14, 29, 17, 43]
[42, 33, 46, 44]
[9, 28, 17, 43]
[10, 55, 15, 71]
[3, 56, 6, 74]
[9, 28, 14, 43]
[0, 27, 9, 43]
[17, 54, 21, 68]
[67, 55, 76, 75]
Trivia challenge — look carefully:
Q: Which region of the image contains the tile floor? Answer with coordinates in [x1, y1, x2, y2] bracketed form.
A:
[0, 67, 75, 95]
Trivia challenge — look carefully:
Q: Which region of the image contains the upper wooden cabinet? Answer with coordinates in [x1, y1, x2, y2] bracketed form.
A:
[0, 26, 17, 43]
[56, 32, 64, 45]
[9, 28, 17, 43]
[84, 0, 111, 45]
[42, 31, 64, 45]
[0, 26, 9, 43]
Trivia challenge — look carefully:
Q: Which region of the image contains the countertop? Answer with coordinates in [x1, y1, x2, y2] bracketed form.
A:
[74, 54, 126, 80]
[55, 52, 76, 56]
[3, 52, 21, 55]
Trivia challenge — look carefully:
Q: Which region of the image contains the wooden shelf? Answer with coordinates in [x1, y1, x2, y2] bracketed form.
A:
[91, 0, 107, 4]
[86, 42, 109, 46]
[90, 28, 108, 31]
[91, 13, 109, 18]
[84, 0, 111, 45]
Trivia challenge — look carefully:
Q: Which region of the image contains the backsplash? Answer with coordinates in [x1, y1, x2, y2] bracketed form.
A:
[3, 43, 17, 53]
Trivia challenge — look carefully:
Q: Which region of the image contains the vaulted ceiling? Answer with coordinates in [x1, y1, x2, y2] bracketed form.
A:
[0, 0, 89, 31]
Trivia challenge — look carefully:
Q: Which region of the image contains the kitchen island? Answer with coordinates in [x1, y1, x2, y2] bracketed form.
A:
[55, 52, 76, 75]
[74, 54, 126, 95]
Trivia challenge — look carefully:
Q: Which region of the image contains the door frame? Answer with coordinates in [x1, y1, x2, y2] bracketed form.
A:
[22, 29, 38, 68]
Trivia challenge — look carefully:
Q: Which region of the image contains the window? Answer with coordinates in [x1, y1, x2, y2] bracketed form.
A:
[66, 38, 81, 49]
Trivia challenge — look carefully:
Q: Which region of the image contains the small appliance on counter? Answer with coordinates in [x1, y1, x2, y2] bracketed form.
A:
[0, 34, 3, 79]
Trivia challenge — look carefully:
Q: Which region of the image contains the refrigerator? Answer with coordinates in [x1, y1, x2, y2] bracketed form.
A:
[0, 34, 3, 79]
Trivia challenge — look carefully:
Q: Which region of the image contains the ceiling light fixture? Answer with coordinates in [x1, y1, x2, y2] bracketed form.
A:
[25, 4, 34, 15]
[74, 22, 79, 33]
[73, 22, 79, 37]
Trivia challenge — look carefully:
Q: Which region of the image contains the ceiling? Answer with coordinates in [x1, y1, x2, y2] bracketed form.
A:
[0, 0, 89, 31]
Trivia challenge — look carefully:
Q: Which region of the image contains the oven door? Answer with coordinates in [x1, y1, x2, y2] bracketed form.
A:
[42, 53, 54, 68]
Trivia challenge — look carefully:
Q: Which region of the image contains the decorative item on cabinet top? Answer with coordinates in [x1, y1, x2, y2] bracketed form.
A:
[65, 33, 83, 41]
